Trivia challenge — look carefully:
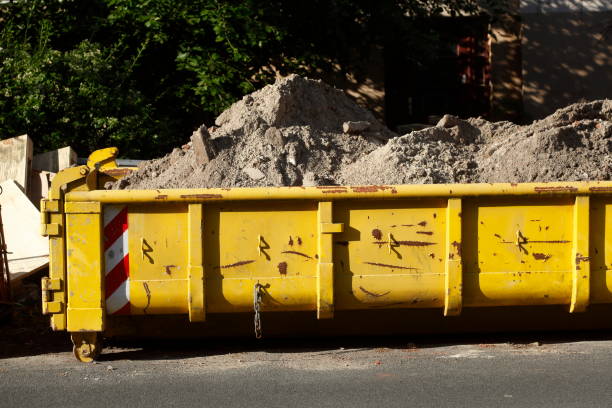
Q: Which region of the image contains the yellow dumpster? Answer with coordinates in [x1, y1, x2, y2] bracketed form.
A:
[41, 149, 612, 361]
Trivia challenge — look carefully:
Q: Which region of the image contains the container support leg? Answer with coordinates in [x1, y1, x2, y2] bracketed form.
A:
[570, 195, 590, 313]
[444, 198, 463, 316]
[188, 204, 205, 322]
[317, 201, 343, 319]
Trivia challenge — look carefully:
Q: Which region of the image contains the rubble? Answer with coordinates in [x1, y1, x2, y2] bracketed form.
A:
[113, 74, 395, 189]
[109, 75, 611, 189]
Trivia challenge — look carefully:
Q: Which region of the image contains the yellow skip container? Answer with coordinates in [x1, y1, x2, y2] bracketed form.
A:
[41, 148, 612, 361]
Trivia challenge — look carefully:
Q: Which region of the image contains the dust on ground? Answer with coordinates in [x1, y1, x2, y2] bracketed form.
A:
[111, 74, 611, 190]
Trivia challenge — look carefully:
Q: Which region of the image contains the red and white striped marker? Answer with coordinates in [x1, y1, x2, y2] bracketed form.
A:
[103, 205, 130, 315]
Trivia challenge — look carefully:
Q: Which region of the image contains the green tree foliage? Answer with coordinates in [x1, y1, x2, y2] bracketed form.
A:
[0, 0, 486, 158]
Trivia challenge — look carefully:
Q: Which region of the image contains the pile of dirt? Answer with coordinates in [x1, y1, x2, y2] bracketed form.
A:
[342, 100, 612, 184]
[113, 74, 395, 189]
[111, 74, 612, 189]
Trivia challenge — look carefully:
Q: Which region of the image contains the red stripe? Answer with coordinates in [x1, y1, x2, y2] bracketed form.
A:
[104, 207, 128, 250]
[113, 302, 131, 315]
[105, 254, 130, 298]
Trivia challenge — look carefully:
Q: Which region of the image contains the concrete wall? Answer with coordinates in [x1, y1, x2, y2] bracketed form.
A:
[0, 135, 32, 192]
[521, 1, 612, 120]
[32, 146, 77, 173]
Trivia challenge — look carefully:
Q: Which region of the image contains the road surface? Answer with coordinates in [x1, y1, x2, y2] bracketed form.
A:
[2, 333, 612, 407]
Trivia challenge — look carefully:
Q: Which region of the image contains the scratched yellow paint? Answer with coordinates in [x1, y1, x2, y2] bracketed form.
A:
[128, 203, 189, 315]
[203, 202, 319, 313]
[61, 192, 612, 324]
[95, 196, 612, 318]
[333, 199, 447, 309]
[590, 198, 612, 304]
[464, 198, 575, 306]
[65, 208, 105, 331]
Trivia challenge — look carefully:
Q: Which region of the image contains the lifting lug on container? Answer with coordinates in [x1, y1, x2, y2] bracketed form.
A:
[71, 332, 102, 363]
[41, 277, 63, 314]
[40, 199, 61, 237]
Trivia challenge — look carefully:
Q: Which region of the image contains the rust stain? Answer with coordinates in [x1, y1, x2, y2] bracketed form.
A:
[351, 185, 395, 193]
[373, 240, 436, 247]
[363, 261, 417, 270]
[416, 231, 433, 235]
[321, 189, 349, 194]
[510, 183, 518, 187]
[532, 253, 552, 261]
[528, 240, 570, 244]
[277, 261, 288, 275]
[372, 229, 382, 240]
[534, 186, 578, 193]
[575, 254, 590, 264]
[452, 241, 462, 257]
[155, 195, 168, 200]
[281, 250, 312, 259]
[359, 286, 391, 298]
[418, 221, 427, 227]
[589, 186, 612, 192]
[216, 260, 255, 269]
[288, 236, 294, 246]
[501, 239, 570, 244]
[179, 193, 223, 199]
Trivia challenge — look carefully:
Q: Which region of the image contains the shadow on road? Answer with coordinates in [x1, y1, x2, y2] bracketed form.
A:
[96, 330, 612, 362]
[4, 297, 612, 362]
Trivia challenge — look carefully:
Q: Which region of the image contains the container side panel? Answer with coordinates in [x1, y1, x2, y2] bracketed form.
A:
[127, 203, 189, 315]
[333, 199, 447, 310]
[463, 198, 574, 307]
[590, 198, 612, 304]
[204, 202, 318, 313]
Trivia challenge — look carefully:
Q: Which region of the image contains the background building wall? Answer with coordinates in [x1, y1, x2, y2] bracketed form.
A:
[521, 0, 612, 120]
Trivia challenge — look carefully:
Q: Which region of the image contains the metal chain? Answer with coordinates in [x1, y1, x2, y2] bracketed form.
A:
[253, 283, 264, 339]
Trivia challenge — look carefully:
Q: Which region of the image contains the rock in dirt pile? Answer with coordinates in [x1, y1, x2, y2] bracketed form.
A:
[110, 75, 612, 189]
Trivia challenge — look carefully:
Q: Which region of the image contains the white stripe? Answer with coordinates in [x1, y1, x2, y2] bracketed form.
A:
[104, 229, 129, 274]
[106, 279, 130, 314]
[103, 205, 124, 227]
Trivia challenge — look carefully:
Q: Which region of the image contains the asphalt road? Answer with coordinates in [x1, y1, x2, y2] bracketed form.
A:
[3, 334, 612, 408]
